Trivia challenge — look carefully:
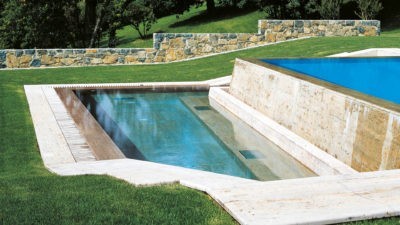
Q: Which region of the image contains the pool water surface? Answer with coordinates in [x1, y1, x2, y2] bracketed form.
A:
[262, 57, 400, 105]
[76, 90, 315, 180]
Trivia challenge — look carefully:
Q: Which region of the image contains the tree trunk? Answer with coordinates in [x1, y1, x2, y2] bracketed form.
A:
[85, 0, 97, 43]
[108, 27, 117, 47]
[206, 0, 215, 13]
[88, 0, 111, 48]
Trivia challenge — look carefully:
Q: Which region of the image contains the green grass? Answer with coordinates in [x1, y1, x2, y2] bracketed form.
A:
[107, 6, 265, 48]
[1, 34, 400, 224]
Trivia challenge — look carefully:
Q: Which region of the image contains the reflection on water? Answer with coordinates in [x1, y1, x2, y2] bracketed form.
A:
[75, 89, 315, 181]
[76, 90, 257, 180]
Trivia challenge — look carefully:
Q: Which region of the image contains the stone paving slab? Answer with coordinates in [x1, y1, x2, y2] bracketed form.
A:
[209, 170, 400, 225]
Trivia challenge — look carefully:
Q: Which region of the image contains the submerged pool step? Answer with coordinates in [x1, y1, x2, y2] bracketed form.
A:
[194, 106, 212, 111]
[239, 150, 265, 159]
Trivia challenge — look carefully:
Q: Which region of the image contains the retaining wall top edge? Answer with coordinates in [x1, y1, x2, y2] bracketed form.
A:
[1, 48, 154, 51]
[258, 19, 380, 22]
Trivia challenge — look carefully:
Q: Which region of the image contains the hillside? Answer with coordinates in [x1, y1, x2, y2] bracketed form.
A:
[108, 4, 400, 49]
[106, 6, 265, 48]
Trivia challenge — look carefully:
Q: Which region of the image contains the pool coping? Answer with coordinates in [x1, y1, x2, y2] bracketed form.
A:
[24, 49, 400, 224]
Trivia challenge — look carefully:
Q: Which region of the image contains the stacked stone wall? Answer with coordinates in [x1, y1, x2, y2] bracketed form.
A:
[259, 20, 380, 42]
[0, 20, 380, 69]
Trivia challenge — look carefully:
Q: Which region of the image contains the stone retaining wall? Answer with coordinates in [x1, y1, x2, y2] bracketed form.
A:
[259, 20, 380, 42]
[229, 58, 399, 172]
[0, 20, 380, 69]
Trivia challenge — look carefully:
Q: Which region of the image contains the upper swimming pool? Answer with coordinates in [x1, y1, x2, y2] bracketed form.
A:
[262, 57, 400, 105]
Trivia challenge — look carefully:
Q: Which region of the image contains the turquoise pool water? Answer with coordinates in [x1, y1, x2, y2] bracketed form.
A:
[76, 89, 315, 180]
[262, 58, 400, 105]
[76, 90, 257, 179]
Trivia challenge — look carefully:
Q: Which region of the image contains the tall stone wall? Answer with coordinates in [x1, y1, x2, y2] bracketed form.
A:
[0, 20, 380, 69]
[229, 58, 400, 172]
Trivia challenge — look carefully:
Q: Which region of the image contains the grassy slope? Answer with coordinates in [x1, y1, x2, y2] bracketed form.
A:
[108, 6, 265, 48]
[1, 33, 400, 224]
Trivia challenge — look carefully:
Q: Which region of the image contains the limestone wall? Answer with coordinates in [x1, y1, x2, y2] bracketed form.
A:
[229, 58, 400, 172]
[259, 20, 380, 42]
[0, 20, 380, 69]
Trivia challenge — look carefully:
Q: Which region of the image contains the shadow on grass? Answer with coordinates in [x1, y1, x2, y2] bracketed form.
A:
[102, 30, 165, 48]
[381, 15, 400, 32]
[170, 7, 258, 28]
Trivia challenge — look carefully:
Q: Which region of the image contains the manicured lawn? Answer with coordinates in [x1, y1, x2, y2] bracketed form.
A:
[107, 6, 265, 48]
[1, 34, 400, 224]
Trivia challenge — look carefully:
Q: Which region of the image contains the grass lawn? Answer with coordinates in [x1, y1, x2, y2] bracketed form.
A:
[106, 6, 265, 48]
[1, 33, 400, 224]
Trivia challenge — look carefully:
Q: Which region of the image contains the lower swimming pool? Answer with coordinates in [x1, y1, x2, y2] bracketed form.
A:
[75, 89, 314, 180]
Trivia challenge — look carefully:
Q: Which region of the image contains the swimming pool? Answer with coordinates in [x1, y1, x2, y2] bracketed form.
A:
[75, 89, 314, 180]
[262, 57, 400, 105]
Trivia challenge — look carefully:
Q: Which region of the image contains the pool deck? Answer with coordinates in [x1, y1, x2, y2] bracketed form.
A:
[25, 49, 400, 225]
[25, 82, 400, 224]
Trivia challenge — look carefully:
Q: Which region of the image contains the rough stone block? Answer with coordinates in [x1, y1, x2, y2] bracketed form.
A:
[15, 50, 23, 57]
[103, 54, 119, 64]
[24, 49, 35, 55]
[41, 55, 54, 65]
[37, 50, 48, 55]
[6, 54, 18, 68]
[266, 33, 277, 42]
[30, 59, 42, 67]
[364, 27, 377, 36]
[201, 44, 214, 53]
[117, 57, 125, 64]
[19, 55, 32, 67]
[165, 49, 176, 61]
[125, 55, 138, 63]
[86, 49, 98, 54]
[170, 37, 185, 48]
[0, 50, 6, 61]
[84, 57, 91, 64]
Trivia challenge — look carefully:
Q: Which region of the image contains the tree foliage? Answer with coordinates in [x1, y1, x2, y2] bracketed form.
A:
[124, 0, 157, 39]
[256, 0, 313, 19]
[0, 0, 393, 49]
[355, 0, 383, 20]
[307, 0, 343, 19]
[0, 0, 72, 48]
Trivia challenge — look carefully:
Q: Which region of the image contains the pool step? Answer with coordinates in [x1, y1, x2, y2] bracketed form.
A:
[181, 96, 315, 181]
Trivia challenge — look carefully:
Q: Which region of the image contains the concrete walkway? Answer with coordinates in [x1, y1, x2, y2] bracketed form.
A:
[25, 78, 400, 225]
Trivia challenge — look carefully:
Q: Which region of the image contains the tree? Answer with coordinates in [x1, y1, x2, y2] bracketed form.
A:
[307, 0, 343, 19]
[257, 0, 312, 19]
[355, 0, 383, 20]
[0, 0, 72, 48]
[124, 0, 157, 39]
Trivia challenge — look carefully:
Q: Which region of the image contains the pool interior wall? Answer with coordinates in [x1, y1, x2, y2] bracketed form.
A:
[72, 88, 315, 181]
[229, 58, 400, 172]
